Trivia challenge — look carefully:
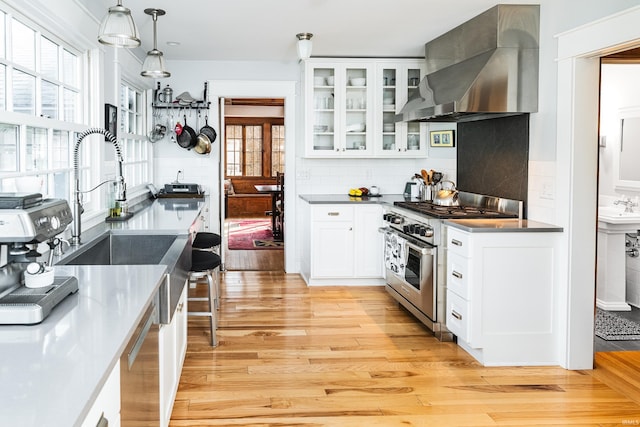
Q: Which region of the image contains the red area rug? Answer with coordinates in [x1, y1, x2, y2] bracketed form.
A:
[227, 219, 284, 250]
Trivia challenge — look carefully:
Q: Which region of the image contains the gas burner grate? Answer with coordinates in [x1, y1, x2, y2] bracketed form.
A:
[393, 201, 518, 219]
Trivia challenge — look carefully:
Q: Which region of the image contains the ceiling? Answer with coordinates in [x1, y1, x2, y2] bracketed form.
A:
[85, 0, 519, 62]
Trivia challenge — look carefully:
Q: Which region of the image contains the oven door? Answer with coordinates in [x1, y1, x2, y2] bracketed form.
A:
[383, 229, 437, 321]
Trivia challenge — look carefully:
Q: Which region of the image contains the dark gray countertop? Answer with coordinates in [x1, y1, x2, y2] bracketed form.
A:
[299, 193, 406, 205]
[445, 218, 564, 233]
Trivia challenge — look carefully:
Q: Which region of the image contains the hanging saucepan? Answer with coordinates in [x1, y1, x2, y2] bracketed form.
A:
[194, 133, 211, 154]
[177, 114, 197, 149]
[199, 116, 217, 143]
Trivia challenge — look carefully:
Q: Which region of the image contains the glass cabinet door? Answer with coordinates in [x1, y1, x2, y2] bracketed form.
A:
[343, 67, 369, 153]
[404, 68, 423, 153]
[381, 68, 397, 153]
[311, 67, 336, 152]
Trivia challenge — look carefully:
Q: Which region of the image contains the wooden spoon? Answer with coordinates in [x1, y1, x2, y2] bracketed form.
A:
[421, 169, 429, 184]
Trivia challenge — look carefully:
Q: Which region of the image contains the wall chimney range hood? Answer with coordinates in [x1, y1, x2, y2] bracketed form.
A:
[396, 4, 539, 123]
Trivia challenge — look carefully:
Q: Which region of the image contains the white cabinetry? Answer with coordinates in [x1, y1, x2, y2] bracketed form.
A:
[306, 204, 384, 285]
[304, 58, 427, 158]
[159, 283, 188, 427]
[445, 226, 560, 366]
[375, 61, 427, 157]
[80, 360, 121, 427]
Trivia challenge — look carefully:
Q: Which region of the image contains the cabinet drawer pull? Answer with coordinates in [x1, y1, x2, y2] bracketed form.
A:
[451, 310, 462, 320]
[177, 302, 184, 313]
[452, 271, 463, 279]
[327, 212, 340, 216]
[451, 239, 463, 247]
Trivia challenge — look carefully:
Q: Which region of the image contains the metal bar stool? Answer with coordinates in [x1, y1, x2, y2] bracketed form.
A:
[192, 232, 221, 308]
[188, 250, 221, 347]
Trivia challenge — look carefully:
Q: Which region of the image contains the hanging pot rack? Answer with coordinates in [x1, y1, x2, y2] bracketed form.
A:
[152, 81, 211, 110]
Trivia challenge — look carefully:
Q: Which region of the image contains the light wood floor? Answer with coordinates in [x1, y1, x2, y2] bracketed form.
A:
[172, 271, 640, 426]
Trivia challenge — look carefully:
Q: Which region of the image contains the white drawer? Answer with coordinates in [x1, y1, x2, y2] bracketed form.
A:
[446, 289, 469, 342]
[447, 226, 471, 257]
[312, 205, 354, 221]
[447, 252, 470, 299]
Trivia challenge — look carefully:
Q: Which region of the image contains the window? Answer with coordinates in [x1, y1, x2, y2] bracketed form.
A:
[0, 9, 86, 205]
[225, 117, 284, 177]
[119, 82, 149, 189]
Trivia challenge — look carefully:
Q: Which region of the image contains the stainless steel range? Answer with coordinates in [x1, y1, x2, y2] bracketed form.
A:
[381, 191, 522, 340]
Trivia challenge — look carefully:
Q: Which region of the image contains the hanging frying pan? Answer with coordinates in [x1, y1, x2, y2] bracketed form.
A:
[199, 116, 217, 143]
[177, 114, 197, 149]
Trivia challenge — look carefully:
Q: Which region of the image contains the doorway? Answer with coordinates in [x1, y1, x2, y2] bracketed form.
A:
[595, 52, 640, 352]
[223, 97, 285, 271]
[556, 6, 640, 369]
[208, 80, 296, 274]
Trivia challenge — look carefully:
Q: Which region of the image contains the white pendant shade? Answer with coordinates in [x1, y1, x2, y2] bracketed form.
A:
[98, 1, 140, 48]
[296, 33, 313, 60]
[141, 8, 170, 78]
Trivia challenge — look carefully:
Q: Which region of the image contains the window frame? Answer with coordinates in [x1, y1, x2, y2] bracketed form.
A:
[118, 80, 151, 193]
[224, 116, 284, 179]
[0, 6, 100, 212]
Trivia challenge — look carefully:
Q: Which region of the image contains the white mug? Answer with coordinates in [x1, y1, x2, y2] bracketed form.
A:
[369, 185, 380, 196]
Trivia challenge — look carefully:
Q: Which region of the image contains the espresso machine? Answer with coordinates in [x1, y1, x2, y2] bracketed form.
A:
[0, 193, 78, 324]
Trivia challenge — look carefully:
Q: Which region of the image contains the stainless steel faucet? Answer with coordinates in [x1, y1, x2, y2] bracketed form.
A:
[614, 197, 638, 213]
[70, 128, 127, 246]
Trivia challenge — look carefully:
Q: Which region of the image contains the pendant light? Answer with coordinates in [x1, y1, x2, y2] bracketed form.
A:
[98, 0, 140, 48]
[141, 8, 171, 78]
[296, 33, 313, 60]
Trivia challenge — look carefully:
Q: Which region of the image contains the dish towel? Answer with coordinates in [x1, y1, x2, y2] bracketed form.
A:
[384, 232, 406, 277]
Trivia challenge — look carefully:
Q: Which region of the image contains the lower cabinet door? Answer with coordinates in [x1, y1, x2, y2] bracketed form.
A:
[354, 205, 384, 278]
[311, 220, 354, 278]
[159, 320, 176, 427]
[80, 361, 121, 427]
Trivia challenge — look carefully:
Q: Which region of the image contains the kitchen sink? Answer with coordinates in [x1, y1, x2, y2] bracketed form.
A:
[57, 231, 191, 324]
[58, 232, 179, 265]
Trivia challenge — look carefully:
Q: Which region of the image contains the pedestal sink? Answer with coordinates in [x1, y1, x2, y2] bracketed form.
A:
[598, 206, 640, 225]
[596, 206, 640, 311]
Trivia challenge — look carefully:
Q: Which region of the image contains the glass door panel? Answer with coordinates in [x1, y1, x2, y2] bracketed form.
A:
[344, 67, 367, 152]
[381, 68, 397, 153]
[312, 68, 335, 151]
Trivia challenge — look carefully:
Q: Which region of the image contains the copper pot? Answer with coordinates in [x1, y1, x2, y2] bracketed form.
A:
[194, 133, 211, 154]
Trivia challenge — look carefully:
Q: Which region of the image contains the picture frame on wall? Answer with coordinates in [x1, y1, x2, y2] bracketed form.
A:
[429, 130, 455, 147]
[105, 103, 117, 141]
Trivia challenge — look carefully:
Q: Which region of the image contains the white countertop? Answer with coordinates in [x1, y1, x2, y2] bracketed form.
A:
[0, 196, 205, 426]
[0, 265, 167, 427]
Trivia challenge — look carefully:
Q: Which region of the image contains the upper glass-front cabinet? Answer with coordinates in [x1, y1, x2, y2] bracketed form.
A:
[307, 62, 373, 156]
[305, 59, 426, 158]
[310, 67, 337, 152]
[377, 62, 427, 156]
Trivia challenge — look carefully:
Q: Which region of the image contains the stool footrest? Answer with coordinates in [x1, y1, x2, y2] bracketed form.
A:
[187, 311, 214, 317]
[188, 297, 211, 302]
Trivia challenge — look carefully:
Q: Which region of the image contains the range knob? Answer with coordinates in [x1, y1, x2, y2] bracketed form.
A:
[391, 215, 403, 225]
[420, 226, 434, 237]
